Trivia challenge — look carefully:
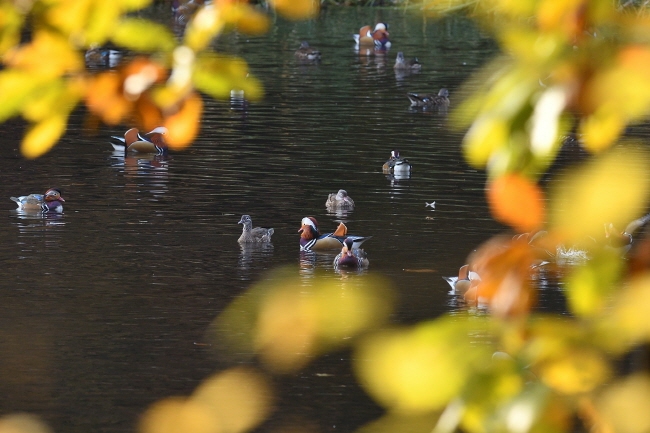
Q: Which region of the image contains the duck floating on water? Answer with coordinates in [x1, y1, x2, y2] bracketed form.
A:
[10, 188, 65, 214]
[110, 127, 168, 154]
[443, 264, 481, 302]
[334, 237, 369, 269]
[382, 150, 411, 175]
[407, 88, 450, 109]
[326, 189, 355, 210]
[295, 41, 321, 62]
[353, 23, 391, 50]
[299, 217, 370, 252]
[394, 52, 421, 71]
[238, 215, 274, 243]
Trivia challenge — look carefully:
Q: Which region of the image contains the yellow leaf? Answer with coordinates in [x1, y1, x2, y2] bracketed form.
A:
[0, 413, 53, 433]
[4, 31, 83, 78]
[354, 317, 492, 413]
[191, 368, 273, 433]
[463, 115, 509, 167]
[597, 374, 650, 433]
[604, 273, 650, 350]
[270, 0, 319, 20]
[21, 115, 67, 159]
[85, 2, 123, 44]
[565, 249, 623, 318]
[0, 70, 43, 122]
[138, 397, 220, 433]
[549, 146, 650, 245]
[112, 19, 177, 52]
[45, 0, 93, 38]
[184, 6, 225, 51]
[579, 106, 625, 153]
[0, 3, 24, 56]
[539, 349, 610, 394]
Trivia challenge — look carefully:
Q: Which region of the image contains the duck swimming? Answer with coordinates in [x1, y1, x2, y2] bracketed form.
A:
[382, 150, 411, 175]
[110, 127, 168, 154]
[407, 88, 450, 108]
[10, 188, 65, 213]
[334, 237, 369, 269]
[299, 217, 370, 252]
[238, 215, 274, 243]
[326, 189, 355, 210]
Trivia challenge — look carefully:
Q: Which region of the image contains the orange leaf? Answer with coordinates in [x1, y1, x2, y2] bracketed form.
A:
[487, 174, 545, 232]
[85, 72, 132, 124]
[164, 93, 203, 149]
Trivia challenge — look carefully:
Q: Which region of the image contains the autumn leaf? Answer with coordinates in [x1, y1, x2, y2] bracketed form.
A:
[486, 174, 546, 232]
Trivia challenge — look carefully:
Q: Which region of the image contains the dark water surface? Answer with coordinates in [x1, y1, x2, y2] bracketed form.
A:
[0, 7, 578, 433]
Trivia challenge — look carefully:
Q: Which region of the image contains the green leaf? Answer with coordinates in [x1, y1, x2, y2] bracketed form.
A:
[111, 18, 177, 52]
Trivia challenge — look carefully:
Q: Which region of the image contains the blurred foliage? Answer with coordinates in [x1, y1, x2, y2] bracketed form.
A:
[0, 0, 318, 158]
[5, 1, 650, 433]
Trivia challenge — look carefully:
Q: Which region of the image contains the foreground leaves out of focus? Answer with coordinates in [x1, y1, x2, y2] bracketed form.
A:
[6, 1, 650, 433]
[0, 0, 318, 158]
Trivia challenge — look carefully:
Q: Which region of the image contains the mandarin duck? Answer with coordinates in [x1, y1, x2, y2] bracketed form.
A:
[393, 52, 421, 71]
[10, 188, 65, 214]
[407, 88, 450, 108]
[295, 41, 321, 62]
[382, 150, 411, 175]
[333, 237, 369, 269]
[605, 213, 650, 251]
[110, 127, 168, 154]
[443, 264, 481, 302]
[238, 215, 274, 243]
[353, 23, 391, 49]
[326, 189, 355, 210]
[299, 217, 370, 252]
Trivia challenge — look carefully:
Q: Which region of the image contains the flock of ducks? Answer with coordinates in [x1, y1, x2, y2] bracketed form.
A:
[294, 22, 450, 110]
[232, 150, 412, 270]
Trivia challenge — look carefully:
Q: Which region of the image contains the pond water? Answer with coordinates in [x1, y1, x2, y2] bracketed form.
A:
[0, 6, 588, 433]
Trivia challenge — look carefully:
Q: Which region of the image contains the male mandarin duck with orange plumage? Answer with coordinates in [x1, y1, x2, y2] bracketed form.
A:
[110, 127, 168, 154]
[353, 23, 391, 49]
[298, 217, 371, 252]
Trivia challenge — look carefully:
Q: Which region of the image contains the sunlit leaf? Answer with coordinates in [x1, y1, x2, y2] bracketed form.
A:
[4, 31, 83, 78]
[0, 70, 42, 122]
[565, 249, 624, 318]
[85, 71, 132, 124]
[538, 348, 610, 394]
[164, 92, 203, 149]
[184, 5, 225, 51]
[44, 0, 93, 39]
[597, 374, 650, 433]
[191, 368, 273, 433]
[356, 413, 441, 433]
[0, 3, 24, 55]
[601, 273, 650, 351]
[463, 115, 509, 167]
[119, 0, 153, 10]
[21, 115, 68, 159]
[112, 18, 177, 52]
[486, 174, 545, 233]
[579, 107, 625, 153]
[354, 317, 493, 413]
[0, 413, 53, 433]
[549, 146, 650, 245]
[270, 0, 319, 20]
[209, 268, 393, 373]
[138, 397, 220, 433]
[85, 2, 123, 45]
[22, 80, 82, 122]
[193, 54, 263, 102]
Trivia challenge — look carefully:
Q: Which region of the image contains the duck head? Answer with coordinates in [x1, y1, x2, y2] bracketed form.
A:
[336, 189, 353, 204]
[299, 217, 320, 240]
[239, 214, 252, 229]
[44, 188, 64, 202]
